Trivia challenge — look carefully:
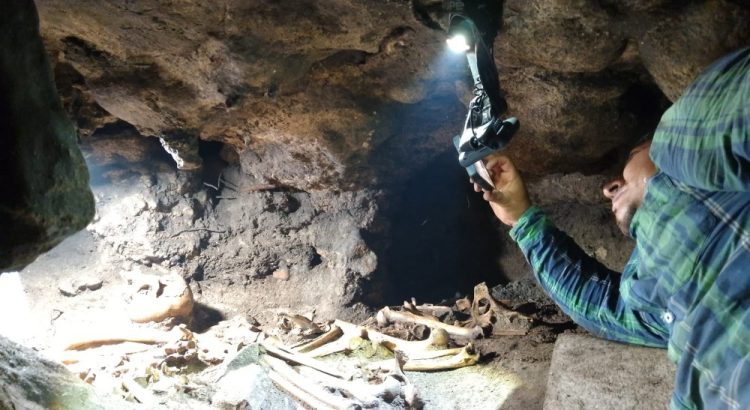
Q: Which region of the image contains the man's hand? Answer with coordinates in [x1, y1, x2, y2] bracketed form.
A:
[473, 155, 531, 226]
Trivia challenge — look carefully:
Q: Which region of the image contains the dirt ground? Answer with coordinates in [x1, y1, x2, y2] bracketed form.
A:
[12, 224, 580, 409]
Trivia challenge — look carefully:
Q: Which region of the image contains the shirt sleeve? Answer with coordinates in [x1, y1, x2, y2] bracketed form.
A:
[651, 47, 750, 192]
[510, 206, 669, 347]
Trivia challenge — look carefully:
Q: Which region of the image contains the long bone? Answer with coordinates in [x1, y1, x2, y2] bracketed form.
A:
[298, 320, 452, 360]
[296, 366, 405, 407]
[261, 355, 355, 410]
[403, 298, 453, 318]
[367, 343, 480, 372]
[377, 306, 484, 339]
[260, 339, 349, 379]
[402, 343, 479, 371]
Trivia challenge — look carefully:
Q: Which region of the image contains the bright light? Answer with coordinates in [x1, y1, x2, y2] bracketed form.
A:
[0, 272, 34, 344]
[446, 34, 470, 53]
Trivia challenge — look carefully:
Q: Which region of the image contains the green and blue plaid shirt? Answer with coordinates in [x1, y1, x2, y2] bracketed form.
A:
[510, 47, 750, 409]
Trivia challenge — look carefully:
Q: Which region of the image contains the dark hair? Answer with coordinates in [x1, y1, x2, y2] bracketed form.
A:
[633, 131, 654, 148]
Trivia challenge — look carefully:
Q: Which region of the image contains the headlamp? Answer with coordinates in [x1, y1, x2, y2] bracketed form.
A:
[446, 34, 471, 53]
[446, 18, 474, 53]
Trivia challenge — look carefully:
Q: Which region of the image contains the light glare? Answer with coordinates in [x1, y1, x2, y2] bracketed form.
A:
[446, 34, 470, 53]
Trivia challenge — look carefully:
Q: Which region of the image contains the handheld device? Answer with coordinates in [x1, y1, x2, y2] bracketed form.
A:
[447, 14, 519, 189]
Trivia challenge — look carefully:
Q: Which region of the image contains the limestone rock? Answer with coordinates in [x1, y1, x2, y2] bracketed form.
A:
[544, 334, 675, 409]
[0, 0, 95, 272]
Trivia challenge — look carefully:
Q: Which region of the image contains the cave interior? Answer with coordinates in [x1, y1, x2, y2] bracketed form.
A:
[1, 0, 748, 408]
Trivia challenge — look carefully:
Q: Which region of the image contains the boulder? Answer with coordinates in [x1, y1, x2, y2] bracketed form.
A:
[639, 1, 750, 101]
[544, 334, 676, 409]
[0, 335, 127, 409]
[0, 0, 94, 271]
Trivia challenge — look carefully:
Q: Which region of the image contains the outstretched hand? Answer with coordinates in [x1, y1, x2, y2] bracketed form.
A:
[472, 155, 531, 226]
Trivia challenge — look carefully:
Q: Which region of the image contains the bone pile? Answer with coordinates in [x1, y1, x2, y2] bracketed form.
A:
[237, 282, 533, 408]
[55, 277, 532, 409]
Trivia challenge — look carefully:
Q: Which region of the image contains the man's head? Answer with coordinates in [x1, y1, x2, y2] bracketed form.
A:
[602, 140, 657, 236]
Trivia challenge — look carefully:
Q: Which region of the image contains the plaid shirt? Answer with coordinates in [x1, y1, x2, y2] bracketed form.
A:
[510, 47, 750, 409]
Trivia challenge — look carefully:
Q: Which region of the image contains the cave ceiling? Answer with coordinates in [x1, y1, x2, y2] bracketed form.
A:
[36, 0, 750, 189]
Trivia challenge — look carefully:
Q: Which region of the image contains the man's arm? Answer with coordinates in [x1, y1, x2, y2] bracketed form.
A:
[651, 47, 750, 191]
[477, 156, 668, 347]
[510, 206, 668, 347]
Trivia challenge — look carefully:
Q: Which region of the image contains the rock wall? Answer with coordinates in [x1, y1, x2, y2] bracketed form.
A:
[36, 0, 750, 184]
[25, 0, 750, 315]
[0, 335, 125, 409]
[0, 0, 94, 272]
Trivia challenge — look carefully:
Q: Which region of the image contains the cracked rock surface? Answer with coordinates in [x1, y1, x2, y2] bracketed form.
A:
[37, 0, 750, 180]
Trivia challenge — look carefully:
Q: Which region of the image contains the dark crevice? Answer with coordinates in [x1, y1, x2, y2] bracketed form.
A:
[376, 149, 506, 305]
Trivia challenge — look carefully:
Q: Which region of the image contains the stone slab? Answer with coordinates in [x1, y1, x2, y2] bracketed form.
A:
[544, 334, 676, 410]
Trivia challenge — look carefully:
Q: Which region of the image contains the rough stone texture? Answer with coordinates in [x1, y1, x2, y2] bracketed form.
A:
[0, 0, 94, 271]
[209, 344, 295, 410]
[495, 0, 749, 173]
[32, 0, 749, 185]
[639, 1, 750, 101]
[0, 335, 127, 409]
[544, 334, 676, 410]
[498, 68, 643, 174]
[85, 163, 379, 322]
[36, 0, 467, 191]
[498, 0, 627, 73]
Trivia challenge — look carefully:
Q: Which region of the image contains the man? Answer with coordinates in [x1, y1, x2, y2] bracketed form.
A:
[476, 47, 750, 409]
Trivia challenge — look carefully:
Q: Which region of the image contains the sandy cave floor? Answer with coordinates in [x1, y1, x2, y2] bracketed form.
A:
[3, 216, 580, 409]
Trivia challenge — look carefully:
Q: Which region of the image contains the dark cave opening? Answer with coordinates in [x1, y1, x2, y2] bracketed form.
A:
[198, 140, 230, 195]
[380, 148, 506, 305]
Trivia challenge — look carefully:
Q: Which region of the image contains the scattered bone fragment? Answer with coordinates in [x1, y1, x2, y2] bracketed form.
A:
[400, 343, 480, 371]
[63, 326, 176, 351]
[58, 275, 103, 296]
[377, 306, 483, 340]
[347, 321, 450, 360]
[292, 325, 344, 353]
[404, 298, 453, 319]
[467, 282, 533, 336]
[194, 333, 232, 365]
[122, 377, 160, 406]
[261, 355, 355, 410]
[454, 297, 472, 312]
[260, 339, 348, 379]
[297, 365, 406, 407]
[273, 269, 290, 280]
[279, 313, 322, 333]
[121, 269, 194, 323]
